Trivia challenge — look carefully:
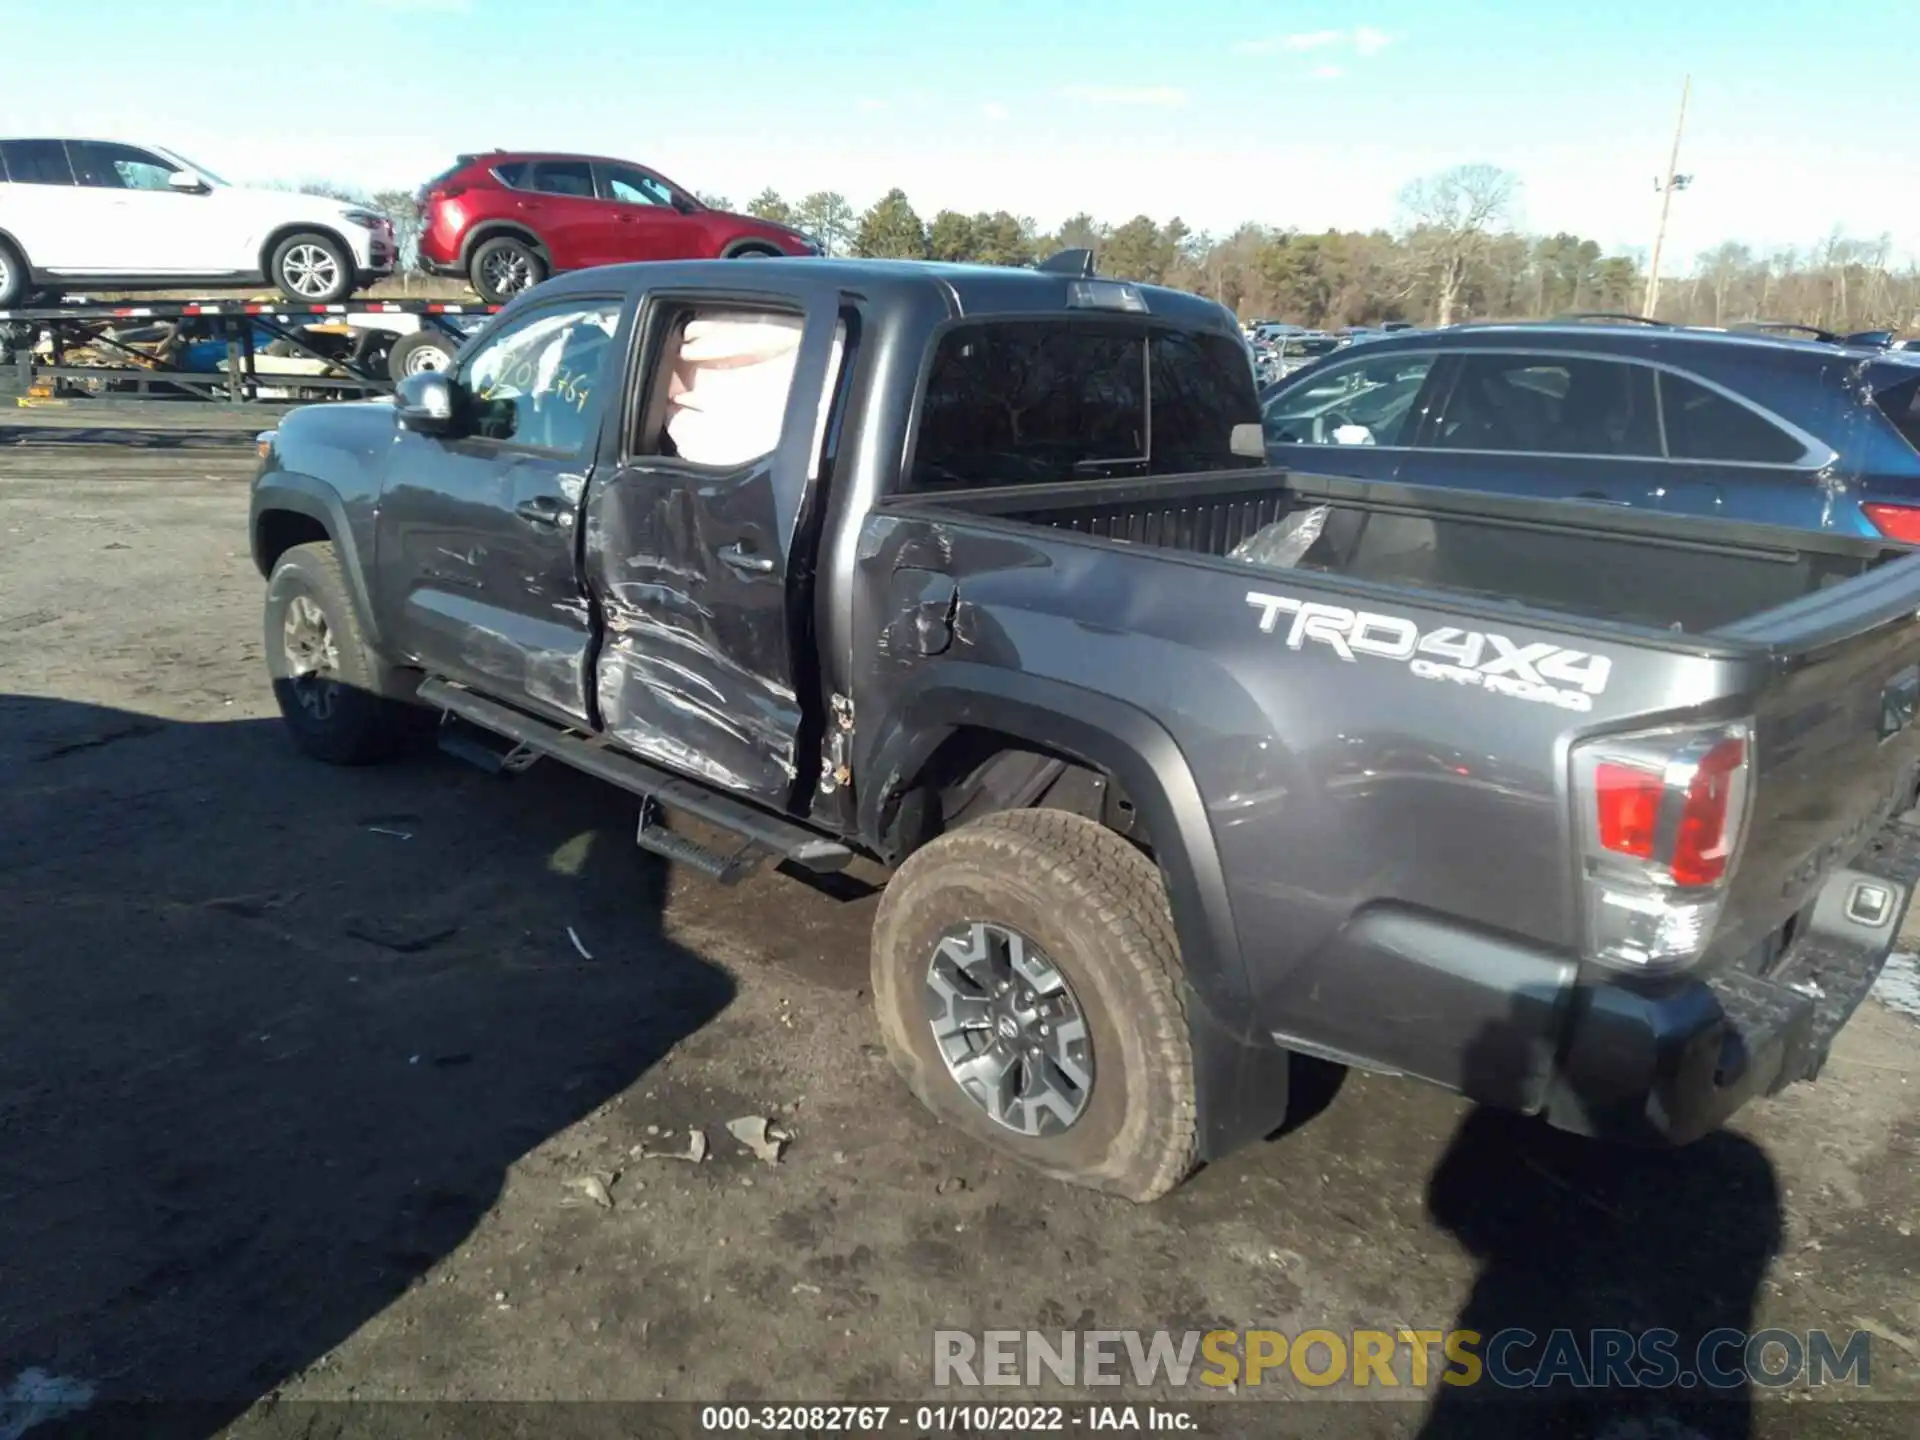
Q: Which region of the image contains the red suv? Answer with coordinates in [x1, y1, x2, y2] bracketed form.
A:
[416, 151, 820, 303]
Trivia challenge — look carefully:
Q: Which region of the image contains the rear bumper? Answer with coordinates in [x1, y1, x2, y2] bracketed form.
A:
[1272, 815, 1920, 1146]
[1546, 820, 1920, 1143]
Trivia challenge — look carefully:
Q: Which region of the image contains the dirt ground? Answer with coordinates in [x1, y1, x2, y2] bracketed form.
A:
[1, 412, 1918, 1440]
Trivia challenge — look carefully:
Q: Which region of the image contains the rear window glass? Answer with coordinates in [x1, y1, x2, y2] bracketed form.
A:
[908, 322, 1258, 490]
[1658, 372, 1807, 464]
[0, 140, 73, 186]
[490, 161, 530, 189]
[416, 159, 471, 198]
[1872, 375, 1920, 456]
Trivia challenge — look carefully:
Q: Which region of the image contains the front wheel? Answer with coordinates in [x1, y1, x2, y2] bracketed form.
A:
[265, 541, 426, 764]
[270, 232, 356, 304]
[870, 809, 1199, 1202]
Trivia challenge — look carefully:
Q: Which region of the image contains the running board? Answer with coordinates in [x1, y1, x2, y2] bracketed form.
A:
[417, 678, 853, 879]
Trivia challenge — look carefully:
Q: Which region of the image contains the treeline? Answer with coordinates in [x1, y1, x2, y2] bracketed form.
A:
[337, 163, 1918, 335]
[722, 166, 1920, 336]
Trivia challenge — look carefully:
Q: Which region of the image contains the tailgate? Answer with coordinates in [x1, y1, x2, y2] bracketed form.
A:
[1710, 550, 1920, 962]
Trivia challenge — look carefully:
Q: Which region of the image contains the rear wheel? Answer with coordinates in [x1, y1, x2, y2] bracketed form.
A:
[0, 240, 27, 308]
[387, 329, 457, 381]
[469, 236, 545, 304]
[270, 232, 356, 304]
[870, 809, 1199, 1202]
[265, 541, 425, 764]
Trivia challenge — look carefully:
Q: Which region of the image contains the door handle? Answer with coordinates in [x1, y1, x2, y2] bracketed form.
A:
[717, 541, 775, 575]
[515, 496, 564, 527]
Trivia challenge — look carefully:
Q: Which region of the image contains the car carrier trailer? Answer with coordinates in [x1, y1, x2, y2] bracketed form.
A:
[0, 297, 498, 404]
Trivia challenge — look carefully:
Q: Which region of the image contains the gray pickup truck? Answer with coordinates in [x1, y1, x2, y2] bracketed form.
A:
[249, 253, 1920, 1201]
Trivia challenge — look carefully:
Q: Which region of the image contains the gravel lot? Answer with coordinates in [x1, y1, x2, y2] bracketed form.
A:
[1, 412, 1917, 1439]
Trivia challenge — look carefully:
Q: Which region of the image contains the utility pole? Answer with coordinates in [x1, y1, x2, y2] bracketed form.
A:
[1642, 75, 1693, 319]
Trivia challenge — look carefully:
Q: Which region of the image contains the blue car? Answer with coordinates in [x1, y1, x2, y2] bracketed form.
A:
[1259, 319, 1920, 539]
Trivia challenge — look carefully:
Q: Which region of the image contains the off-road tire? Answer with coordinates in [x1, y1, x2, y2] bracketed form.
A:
[387, 329, 457, 381]
[871, 809, 1199, 1202]
[469, 236, 546, 305]
[265, 541, 424, 765]
[270, 231, 356, 304]
[0, 239, 27, 308]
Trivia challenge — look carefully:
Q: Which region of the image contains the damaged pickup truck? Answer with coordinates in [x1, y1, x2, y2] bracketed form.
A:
[250, 253, 1920, 1200]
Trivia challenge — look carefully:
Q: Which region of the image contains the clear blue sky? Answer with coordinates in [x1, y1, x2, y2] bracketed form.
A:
[4, 0, 1914, 260]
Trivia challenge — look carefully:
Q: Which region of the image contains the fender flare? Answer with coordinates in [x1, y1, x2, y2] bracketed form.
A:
[859, 663, 1290, 1160]
[251, 474, 395, 665]
[0, 225, 33, 276]
[460, 223, 550, 270]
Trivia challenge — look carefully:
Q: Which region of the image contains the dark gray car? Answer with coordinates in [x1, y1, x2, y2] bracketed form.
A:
[248, 257, 1920, 1200]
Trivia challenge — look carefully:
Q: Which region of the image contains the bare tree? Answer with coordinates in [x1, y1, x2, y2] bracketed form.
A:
[1396, 164, 1519, 326]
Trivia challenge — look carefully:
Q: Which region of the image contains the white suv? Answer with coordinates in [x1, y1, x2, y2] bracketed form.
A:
[0, 139, 395, 307]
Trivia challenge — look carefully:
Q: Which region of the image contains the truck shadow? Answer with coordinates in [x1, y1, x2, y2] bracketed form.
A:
[0, 692, 735, 1436]
[1416, 1016, 1783, 1440]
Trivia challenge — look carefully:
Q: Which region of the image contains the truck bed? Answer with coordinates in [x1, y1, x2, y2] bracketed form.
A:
[872, 462, 1920, 1115]
[910, 468, 1909, 639]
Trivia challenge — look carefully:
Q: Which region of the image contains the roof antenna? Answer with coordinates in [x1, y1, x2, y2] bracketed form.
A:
[1036, 248, 1097, 277]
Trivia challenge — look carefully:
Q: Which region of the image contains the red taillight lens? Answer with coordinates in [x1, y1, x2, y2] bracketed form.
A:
[426, 185, 465, 203]
[1862, 502, 1920, 543]
[1594, 762, 1663, 859]
[1670, 736, 1745, 885]
[1576, 720, 1752, 970]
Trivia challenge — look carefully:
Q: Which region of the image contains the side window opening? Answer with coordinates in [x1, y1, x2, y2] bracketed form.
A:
[1264, 352, 1437, 447]
[0, 140, 75, 186]
[530, 160, 595, 198]
[603, 167, 675, 207]
[460, 302, 622, 453]
[1426, 355, 1660, 457]
[1657, 370, 1808, 464]
[631, 305, 806, 469]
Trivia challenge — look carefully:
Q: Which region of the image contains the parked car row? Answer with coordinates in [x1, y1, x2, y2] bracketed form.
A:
[0, 139, 820, 309]
[1257, 316, 1920, 537]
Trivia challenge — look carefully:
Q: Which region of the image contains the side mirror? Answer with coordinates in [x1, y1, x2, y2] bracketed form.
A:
[167, 169, 209, 194]
[394, 372, 456, 434]
[1230, 422, 1267, 460]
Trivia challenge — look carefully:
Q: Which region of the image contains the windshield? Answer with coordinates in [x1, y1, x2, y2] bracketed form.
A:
[153, 147, 228, 185]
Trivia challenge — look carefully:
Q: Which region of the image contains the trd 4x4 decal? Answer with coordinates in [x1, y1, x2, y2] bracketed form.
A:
[1245, 590, 1613, 711]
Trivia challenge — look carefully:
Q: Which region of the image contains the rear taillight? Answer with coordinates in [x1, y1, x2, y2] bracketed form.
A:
[1574, 721, 1752, 971]
[1862, 501, 1920, 544]
[426, 185, 466, 203]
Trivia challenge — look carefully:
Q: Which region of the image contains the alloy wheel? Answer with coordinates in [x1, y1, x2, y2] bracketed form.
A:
[281, 594, 342, 720]
[925, 920, 1094, 1136]
[482, 250, 534, 297]
[282, 244, 341, 300]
